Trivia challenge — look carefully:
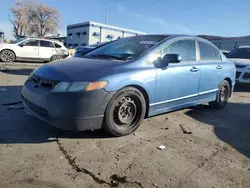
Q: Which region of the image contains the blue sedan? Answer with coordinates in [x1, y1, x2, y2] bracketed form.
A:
[22, 35, 236, 136]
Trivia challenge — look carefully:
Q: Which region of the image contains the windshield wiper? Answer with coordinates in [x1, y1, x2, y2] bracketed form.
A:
[89, 54, 127, 60]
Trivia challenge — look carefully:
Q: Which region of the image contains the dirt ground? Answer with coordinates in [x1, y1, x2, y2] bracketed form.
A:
[0, 63, 249, 188]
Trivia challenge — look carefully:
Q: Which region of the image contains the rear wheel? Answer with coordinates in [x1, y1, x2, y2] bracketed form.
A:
[103, 87, 146, 136]
[209, 80, 230, 109]
[0, 50, 15, 63]
[50, 55, 62, 61]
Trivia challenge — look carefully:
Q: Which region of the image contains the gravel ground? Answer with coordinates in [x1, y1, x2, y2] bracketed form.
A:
[0, 63, 249, 188]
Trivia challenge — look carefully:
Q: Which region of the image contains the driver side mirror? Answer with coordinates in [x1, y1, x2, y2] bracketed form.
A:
[18, 44, 24, 47]
[160, 54, 181, 68]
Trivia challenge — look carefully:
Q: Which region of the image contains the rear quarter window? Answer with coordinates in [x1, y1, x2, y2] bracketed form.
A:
[199, 42, 221, 61]
[54, 43, 62, 48]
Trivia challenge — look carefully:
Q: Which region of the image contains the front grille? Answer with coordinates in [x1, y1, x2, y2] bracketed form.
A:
[243, 72, 250, 79]
[236, 72, 242, 79]
[235, 64, 247, 69]
[32, 74, 59, 88]
[23, 97, 48, 116]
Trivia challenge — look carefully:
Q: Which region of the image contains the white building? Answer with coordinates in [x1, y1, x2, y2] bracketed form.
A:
[67, 21, 146, 48]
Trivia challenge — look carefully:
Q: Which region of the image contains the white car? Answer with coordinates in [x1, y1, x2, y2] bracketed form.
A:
[227, 46, 250, 84]
[0, 38, 69, 63]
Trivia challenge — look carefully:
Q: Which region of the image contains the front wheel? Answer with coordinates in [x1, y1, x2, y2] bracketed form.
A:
[0, 50, 15, 63]
[209, 80, 230, 109]
[103, 87, 146, 136]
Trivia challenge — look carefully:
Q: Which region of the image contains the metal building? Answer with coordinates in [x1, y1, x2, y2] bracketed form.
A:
[67, 21, 145, 48]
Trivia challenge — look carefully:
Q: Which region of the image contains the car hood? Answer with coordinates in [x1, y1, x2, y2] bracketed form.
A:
[34, 57, 125, 81]
[229, 58, 250, 65]
[0, 43, 16, 49]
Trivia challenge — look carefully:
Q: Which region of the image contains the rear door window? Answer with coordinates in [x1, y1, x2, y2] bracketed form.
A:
[199, 42, 221, 61]
[40, 40, 54, 48]
[163, 40, 196, 62]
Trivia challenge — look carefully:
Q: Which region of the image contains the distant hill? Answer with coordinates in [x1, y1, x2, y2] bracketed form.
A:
[198, 35, 250, 41]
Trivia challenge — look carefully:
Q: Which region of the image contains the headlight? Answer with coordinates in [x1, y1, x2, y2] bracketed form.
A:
[51, 81, 108, 92]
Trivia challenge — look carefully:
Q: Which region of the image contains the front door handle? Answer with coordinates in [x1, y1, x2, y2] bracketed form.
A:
[216, 65, 223, 69]
[190, 66, 200, 72]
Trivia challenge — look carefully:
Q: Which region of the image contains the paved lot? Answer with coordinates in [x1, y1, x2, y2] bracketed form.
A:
[0, 63, 250, 188]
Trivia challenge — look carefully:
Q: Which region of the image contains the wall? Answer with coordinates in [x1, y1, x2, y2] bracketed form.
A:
[67, 27, 89, 48]
[67, 22, 145, 47]
[88, 26, 138, 45]
[88, 26, 101, 45]
[123, 32, 136, 38]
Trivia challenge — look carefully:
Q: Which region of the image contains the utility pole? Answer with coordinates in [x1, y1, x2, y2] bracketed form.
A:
[104, 4, 108, 24]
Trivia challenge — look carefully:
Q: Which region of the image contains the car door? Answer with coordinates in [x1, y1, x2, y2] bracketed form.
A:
[38, 40, 55, 60]
[197, 41, 224, 99]
[153, 39, 200, 111]
[16, 39, 39, 59]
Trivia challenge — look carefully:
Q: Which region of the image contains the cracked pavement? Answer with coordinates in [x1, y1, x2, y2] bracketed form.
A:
[0, 64, 250, 188]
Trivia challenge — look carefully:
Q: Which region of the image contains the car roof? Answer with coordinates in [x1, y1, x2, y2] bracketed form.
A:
[23, 37, 61, 43]
[75, 34, 211, 49]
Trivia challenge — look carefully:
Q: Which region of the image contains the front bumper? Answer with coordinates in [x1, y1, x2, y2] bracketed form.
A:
[236, 67, 250, 84]
[22, 80, 115, 131]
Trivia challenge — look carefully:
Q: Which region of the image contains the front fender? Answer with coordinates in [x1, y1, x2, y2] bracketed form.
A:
[104, 69, 156, 104]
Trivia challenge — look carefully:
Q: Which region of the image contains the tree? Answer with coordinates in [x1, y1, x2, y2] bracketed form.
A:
[9, 0, 60, 38]
[9, 0, 30, 37]
[28, 3, 60, 37]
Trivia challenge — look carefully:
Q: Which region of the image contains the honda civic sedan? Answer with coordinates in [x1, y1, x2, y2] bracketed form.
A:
[22, 35, 236, 136]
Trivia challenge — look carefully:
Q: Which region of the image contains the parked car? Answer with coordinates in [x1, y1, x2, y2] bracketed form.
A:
[22, 35, 235, 136]
[0, 37, 69, 63]
[227, 46, 250, 84]
[74, 41, 112, 57]
[212, 40, 250, 54]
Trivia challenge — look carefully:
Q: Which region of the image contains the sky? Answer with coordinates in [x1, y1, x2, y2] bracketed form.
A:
[0, 0, 250, 39]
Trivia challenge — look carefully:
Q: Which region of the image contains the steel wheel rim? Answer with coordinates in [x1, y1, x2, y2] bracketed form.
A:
[113, 96, 141, 130]
[2, 51, 14, 62]
[52, 56, 57, 61]
[52, 55, 62, 61]
[220, 85, 228, 102]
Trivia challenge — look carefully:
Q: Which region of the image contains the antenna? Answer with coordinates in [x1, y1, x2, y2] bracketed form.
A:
[104, 4, 108, 24]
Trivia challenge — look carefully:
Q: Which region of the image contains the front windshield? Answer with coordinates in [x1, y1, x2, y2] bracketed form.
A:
[227, 48, 250, 59]
[84, 35, 166, 60]
[11, 38, 26, 44]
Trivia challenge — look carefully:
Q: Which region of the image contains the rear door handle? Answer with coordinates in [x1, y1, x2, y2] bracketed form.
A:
[216, 65, 223, 69]
[190, 66, 200, 72]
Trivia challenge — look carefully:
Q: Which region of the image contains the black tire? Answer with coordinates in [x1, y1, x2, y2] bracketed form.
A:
[50, 55, 62, 61]
[103, 87, 146, 136]
[0, 50, 15, 63]
[209, 80, 230, 109]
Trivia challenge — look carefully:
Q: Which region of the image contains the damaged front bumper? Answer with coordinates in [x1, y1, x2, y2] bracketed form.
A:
[236, 66, 250, 84]
[22, 80, 115, 131]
